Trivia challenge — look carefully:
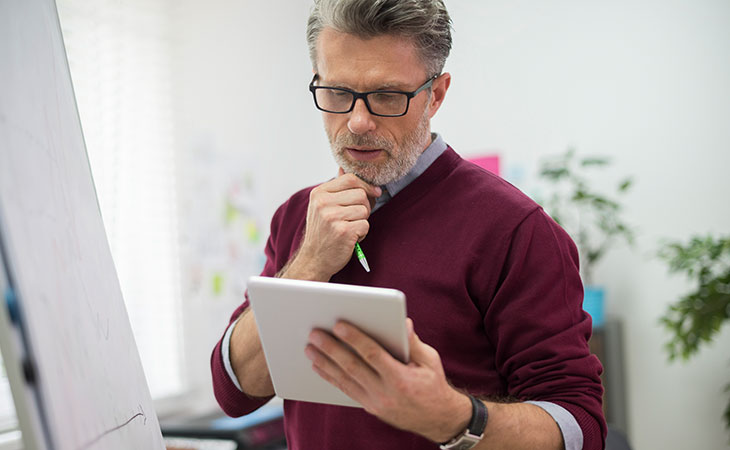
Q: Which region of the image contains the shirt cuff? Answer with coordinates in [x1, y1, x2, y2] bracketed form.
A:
[222, 316, 244, 392]
[524, 400, 583, 450]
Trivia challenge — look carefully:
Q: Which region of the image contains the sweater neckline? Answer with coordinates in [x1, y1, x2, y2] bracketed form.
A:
[369, 147, 461, 222]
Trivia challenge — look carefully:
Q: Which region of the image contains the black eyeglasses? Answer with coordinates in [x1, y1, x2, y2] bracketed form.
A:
[308, 73, 438, 117]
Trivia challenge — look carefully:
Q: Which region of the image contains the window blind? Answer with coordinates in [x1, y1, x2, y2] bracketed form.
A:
[57, 0, 184, 399]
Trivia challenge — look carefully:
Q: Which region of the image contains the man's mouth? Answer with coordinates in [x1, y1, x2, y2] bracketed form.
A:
[346, 147, 384, 162]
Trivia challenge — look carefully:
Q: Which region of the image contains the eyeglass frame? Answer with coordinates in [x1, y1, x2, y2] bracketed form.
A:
[308, 73, 439, 117]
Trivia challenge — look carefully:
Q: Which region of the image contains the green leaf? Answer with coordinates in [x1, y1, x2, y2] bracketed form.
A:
[580, 157, 609, 167]
[618, 178, 633, 192]
[540, 167, 569, 180]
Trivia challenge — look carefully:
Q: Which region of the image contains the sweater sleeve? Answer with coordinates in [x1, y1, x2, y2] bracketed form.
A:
[481, 208, 607, 450]
[210, 202, 286, 417]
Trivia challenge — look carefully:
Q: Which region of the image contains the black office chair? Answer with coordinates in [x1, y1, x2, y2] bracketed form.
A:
[606, 425, 632, 450]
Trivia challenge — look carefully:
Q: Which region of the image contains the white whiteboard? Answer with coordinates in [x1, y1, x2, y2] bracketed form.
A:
[0, 0, 165, 449]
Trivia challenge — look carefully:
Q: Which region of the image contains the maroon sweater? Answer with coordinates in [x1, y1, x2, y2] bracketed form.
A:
[211, 148, 606, 449]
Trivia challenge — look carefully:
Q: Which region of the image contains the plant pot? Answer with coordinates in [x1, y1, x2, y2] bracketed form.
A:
[583, 286, 605, 329]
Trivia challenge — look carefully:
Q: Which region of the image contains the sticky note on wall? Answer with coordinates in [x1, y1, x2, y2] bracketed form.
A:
[467, 154, 500, 176]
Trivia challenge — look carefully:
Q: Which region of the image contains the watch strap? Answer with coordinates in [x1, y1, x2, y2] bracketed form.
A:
[468, 394, 488, 437]
[439, 394, 488, 450]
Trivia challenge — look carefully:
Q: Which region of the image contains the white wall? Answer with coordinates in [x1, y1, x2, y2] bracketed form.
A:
[172, 1, 730, 448]
[171, 0, 332, 413]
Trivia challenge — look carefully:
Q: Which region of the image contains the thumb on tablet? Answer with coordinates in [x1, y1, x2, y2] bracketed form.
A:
[407, 318, 438, 367]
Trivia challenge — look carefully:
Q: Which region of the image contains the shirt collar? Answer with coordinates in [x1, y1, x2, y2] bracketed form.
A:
[371, 133, 447, 214]
[382, 132, 447, 197]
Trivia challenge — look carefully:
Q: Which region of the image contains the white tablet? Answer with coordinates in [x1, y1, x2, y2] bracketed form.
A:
[247, 276, 409, 408]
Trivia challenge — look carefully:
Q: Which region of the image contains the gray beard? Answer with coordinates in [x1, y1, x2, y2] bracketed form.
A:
[328, 109, 431, 186]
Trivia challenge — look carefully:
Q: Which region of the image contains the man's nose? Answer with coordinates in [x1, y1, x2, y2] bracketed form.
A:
[347, 98, 377, 135]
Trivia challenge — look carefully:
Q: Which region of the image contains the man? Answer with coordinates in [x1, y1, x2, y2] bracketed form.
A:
[211, 1, 606, 449]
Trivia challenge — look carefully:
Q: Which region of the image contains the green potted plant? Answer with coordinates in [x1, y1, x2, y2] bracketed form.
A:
[658, 234, 730, 433]
[537, 148, 635, 327]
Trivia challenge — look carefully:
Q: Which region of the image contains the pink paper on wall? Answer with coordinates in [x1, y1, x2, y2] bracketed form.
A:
[467, 154, 500, 176]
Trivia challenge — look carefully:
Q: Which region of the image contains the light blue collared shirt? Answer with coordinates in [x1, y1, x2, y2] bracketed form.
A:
[372, 133, 447, 213]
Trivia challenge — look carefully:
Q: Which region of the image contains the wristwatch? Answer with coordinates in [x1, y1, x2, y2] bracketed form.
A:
[439, 394, 488, 450]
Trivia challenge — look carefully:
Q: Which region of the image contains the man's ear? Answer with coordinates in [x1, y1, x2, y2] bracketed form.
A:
[427, 72, 451, 119]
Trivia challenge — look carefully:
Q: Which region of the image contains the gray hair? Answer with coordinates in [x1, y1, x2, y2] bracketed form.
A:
[306, 0, 453, 77]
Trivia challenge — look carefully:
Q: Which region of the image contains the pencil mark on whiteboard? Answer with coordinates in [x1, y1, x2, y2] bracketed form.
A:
[0, 115, 53, 157]
[77, 405, 147, 450]
[96, 312, 110, 340]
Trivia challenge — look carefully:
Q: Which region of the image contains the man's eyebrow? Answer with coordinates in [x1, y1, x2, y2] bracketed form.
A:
[320, 78, 410, 91]
[373, 82, 409, 91]
[318, 78, 349, 89]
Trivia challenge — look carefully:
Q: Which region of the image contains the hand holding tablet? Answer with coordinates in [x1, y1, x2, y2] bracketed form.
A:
[247, 276, 409, 408]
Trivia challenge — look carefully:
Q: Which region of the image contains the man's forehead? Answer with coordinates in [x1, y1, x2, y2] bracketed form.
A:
[315, 27, 427, 89]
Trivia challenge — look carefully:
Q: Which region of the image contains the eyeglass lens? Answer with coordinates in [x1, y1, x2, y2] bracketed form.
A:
[315, 89, 409, 116]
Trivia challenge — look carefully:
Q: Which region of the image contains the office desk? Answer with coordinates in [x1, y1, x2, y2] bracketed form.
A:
[161, 402, 286, 450]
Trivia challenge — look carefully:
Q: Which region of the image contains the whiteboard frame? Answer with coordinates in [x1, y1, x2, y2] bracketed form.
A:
[0, 225, 50, 450]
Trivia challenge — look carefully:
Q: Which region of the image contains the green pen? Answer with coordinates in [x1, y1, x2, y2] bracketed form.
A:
[354, 242, 370, 272]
